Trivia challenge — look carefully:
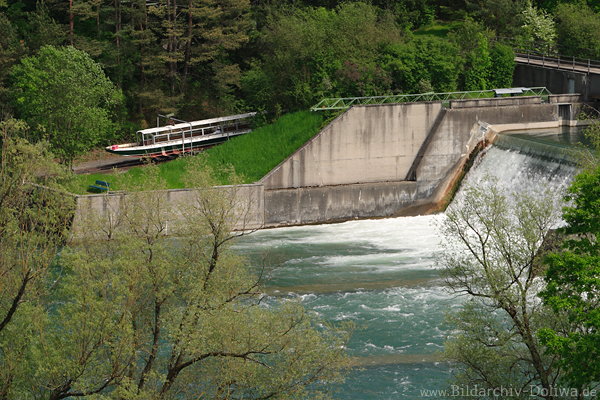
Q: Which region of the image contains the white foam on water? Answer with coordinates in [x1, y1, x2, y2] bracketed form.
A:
[293, 293, 317, 301]
[333, 312, 361, 321]
[235, 141, 580, 399]
[236, 214, 444, 254]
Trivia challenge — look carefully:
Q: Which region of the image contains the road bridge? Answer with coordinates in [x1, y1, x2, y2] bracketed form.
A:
[515, 52, 600, 75]
[514, 51, 600, 100]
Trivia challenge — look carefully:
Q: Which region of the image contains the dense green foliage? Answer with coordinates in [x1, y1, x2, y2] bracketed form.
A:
[463, 31, 492, 90]
[0, 120, 76, 397]
[555, 3, 600, 59]
[0, 0, 549, 132]
[539, 166, 600, 388]
[489, 43, 517, 88]
[10, 46, 123, 165]
[534, 120, 600, 390]
[382, 36, 461, 93]
[521, 1, 557, 52]
[1, 0, 600, 397]
[0, 131, 350, 398]
[0, 0, 599, 127]
[0, 0, 596, 159]
[64, 111, 325, 193]
[244, 3, 403, 111]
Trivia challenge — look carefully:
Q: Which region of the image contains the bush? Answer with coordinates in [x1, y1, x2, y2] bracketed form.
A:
[10, 45, 123, 166]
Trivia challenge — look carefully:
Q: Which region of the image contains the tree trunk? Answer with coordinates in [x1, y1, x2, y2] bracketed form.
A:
[0, 270, 31, 333]
[96, 2, 100, 37]
[183, 0, 193, 88]
[504, 302, 554, 400]
[171, 0, 177, 95]
[114, 0, 122, 81]
[69, 0, 74, 45]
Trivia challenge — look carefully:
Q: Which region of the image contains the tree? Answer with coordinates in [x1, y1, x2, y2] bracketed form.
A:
[23, 3, 66, 52]
[449, 18, 493, 91]
[555, 3, 600, 60]
[520, 1, 557, 53]
[182, 0, 251, 89]
[382, 36, 461, 94]
[464, 34, 491, 90]
[130, 0, 252, 119]
[539, 165, 600, 390]
[375, 0, 436, 29]
[0, 13, 24, 115]
[245, 2, 402, 111]
[0, 119, 74, 398]
[464, 0, 527, 39]
[441, 182, 566, 398]
[532, 0, 600, 13]
[10, 45, 123, 166]
[19, 160, 350, 399]
[489, 43, 515, 88]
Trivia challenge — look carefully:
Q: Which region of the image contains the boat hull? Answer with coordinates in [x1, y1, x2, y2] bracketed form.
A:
[106, 133, 242, 157]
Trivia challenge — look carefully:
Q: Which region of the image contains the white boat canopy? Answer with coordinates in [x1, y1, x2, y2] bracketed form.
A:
[137, 112, 257, 136]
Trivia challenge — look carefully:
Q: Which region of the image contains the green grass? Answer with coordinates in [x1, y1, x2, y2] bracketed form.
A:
[413, 21, 458, 38]
[64, 111, 325, 194]
[203, 111, 324, 184]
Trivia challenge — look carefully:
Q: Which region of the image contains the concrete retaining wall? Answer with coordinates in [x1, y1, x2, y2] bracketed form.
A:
[416, 100, 561, 192]
[264, 181, 419, 226]
[513, 63, 600, 101]
[261, 102, 442, 189]
[73, 184, 264, 233]
[514, 64, 588, 97]
[448, 96, 542, 109]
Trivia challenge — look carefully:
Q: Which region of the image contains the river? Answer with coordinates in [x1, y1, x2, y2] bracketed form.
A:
[233, 127, 581, 398]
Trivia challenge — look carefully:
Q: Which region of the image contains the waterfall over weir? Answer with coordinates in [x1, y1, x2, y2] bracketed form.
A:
[462, 144, 577, 196]
[494, 126, 583, 165]
[233, 132, 580, 399]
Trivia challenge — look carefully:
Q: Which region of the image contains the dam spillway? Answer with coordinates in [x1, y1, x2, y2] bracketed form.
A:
[233, 134, 579, 398]
[493, 126, 584, 164]
[73, 93, 587, 232]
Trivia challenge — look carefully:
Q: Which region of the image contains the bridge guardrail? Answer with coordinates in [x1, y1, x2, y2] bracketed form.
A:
[515, 50, 600, 73]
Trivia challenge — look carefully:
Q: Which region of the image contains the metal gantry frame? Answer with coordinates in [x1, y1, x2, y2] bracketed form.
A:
[310, 87, 552, 111]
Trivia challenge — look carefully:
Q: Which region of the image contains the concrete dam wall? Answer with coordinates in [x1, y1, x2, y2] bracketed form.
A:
[260, 95, 581, 226]
[72, 94, 583, 231]
[72, 184, 265, 234]
[261, 103, 442, 188]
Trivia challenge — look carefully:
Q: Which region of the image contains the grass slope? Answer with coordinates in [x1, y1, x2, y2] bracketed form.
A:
[65, 111, 325, 194]
[204, 111, 324, 184]
[413, 21, 458, 38]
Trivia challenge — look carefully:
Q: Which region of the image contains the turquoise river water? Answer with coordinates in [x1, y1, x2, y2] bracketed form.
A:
[233, 128, 580, 399]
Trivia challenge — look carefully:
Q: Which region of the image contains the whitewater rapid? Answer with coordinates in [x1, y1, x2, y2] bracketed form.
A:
[233, 134, 580, 398]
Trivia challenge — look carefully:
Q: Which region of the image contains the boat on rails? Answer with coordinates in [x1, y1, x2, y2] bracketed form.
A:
[106, 112, 257, 157]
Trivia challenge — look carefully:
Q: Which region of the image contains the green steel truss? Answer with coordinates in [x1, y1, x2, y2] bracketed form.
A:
[310, 87, 551, 111]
